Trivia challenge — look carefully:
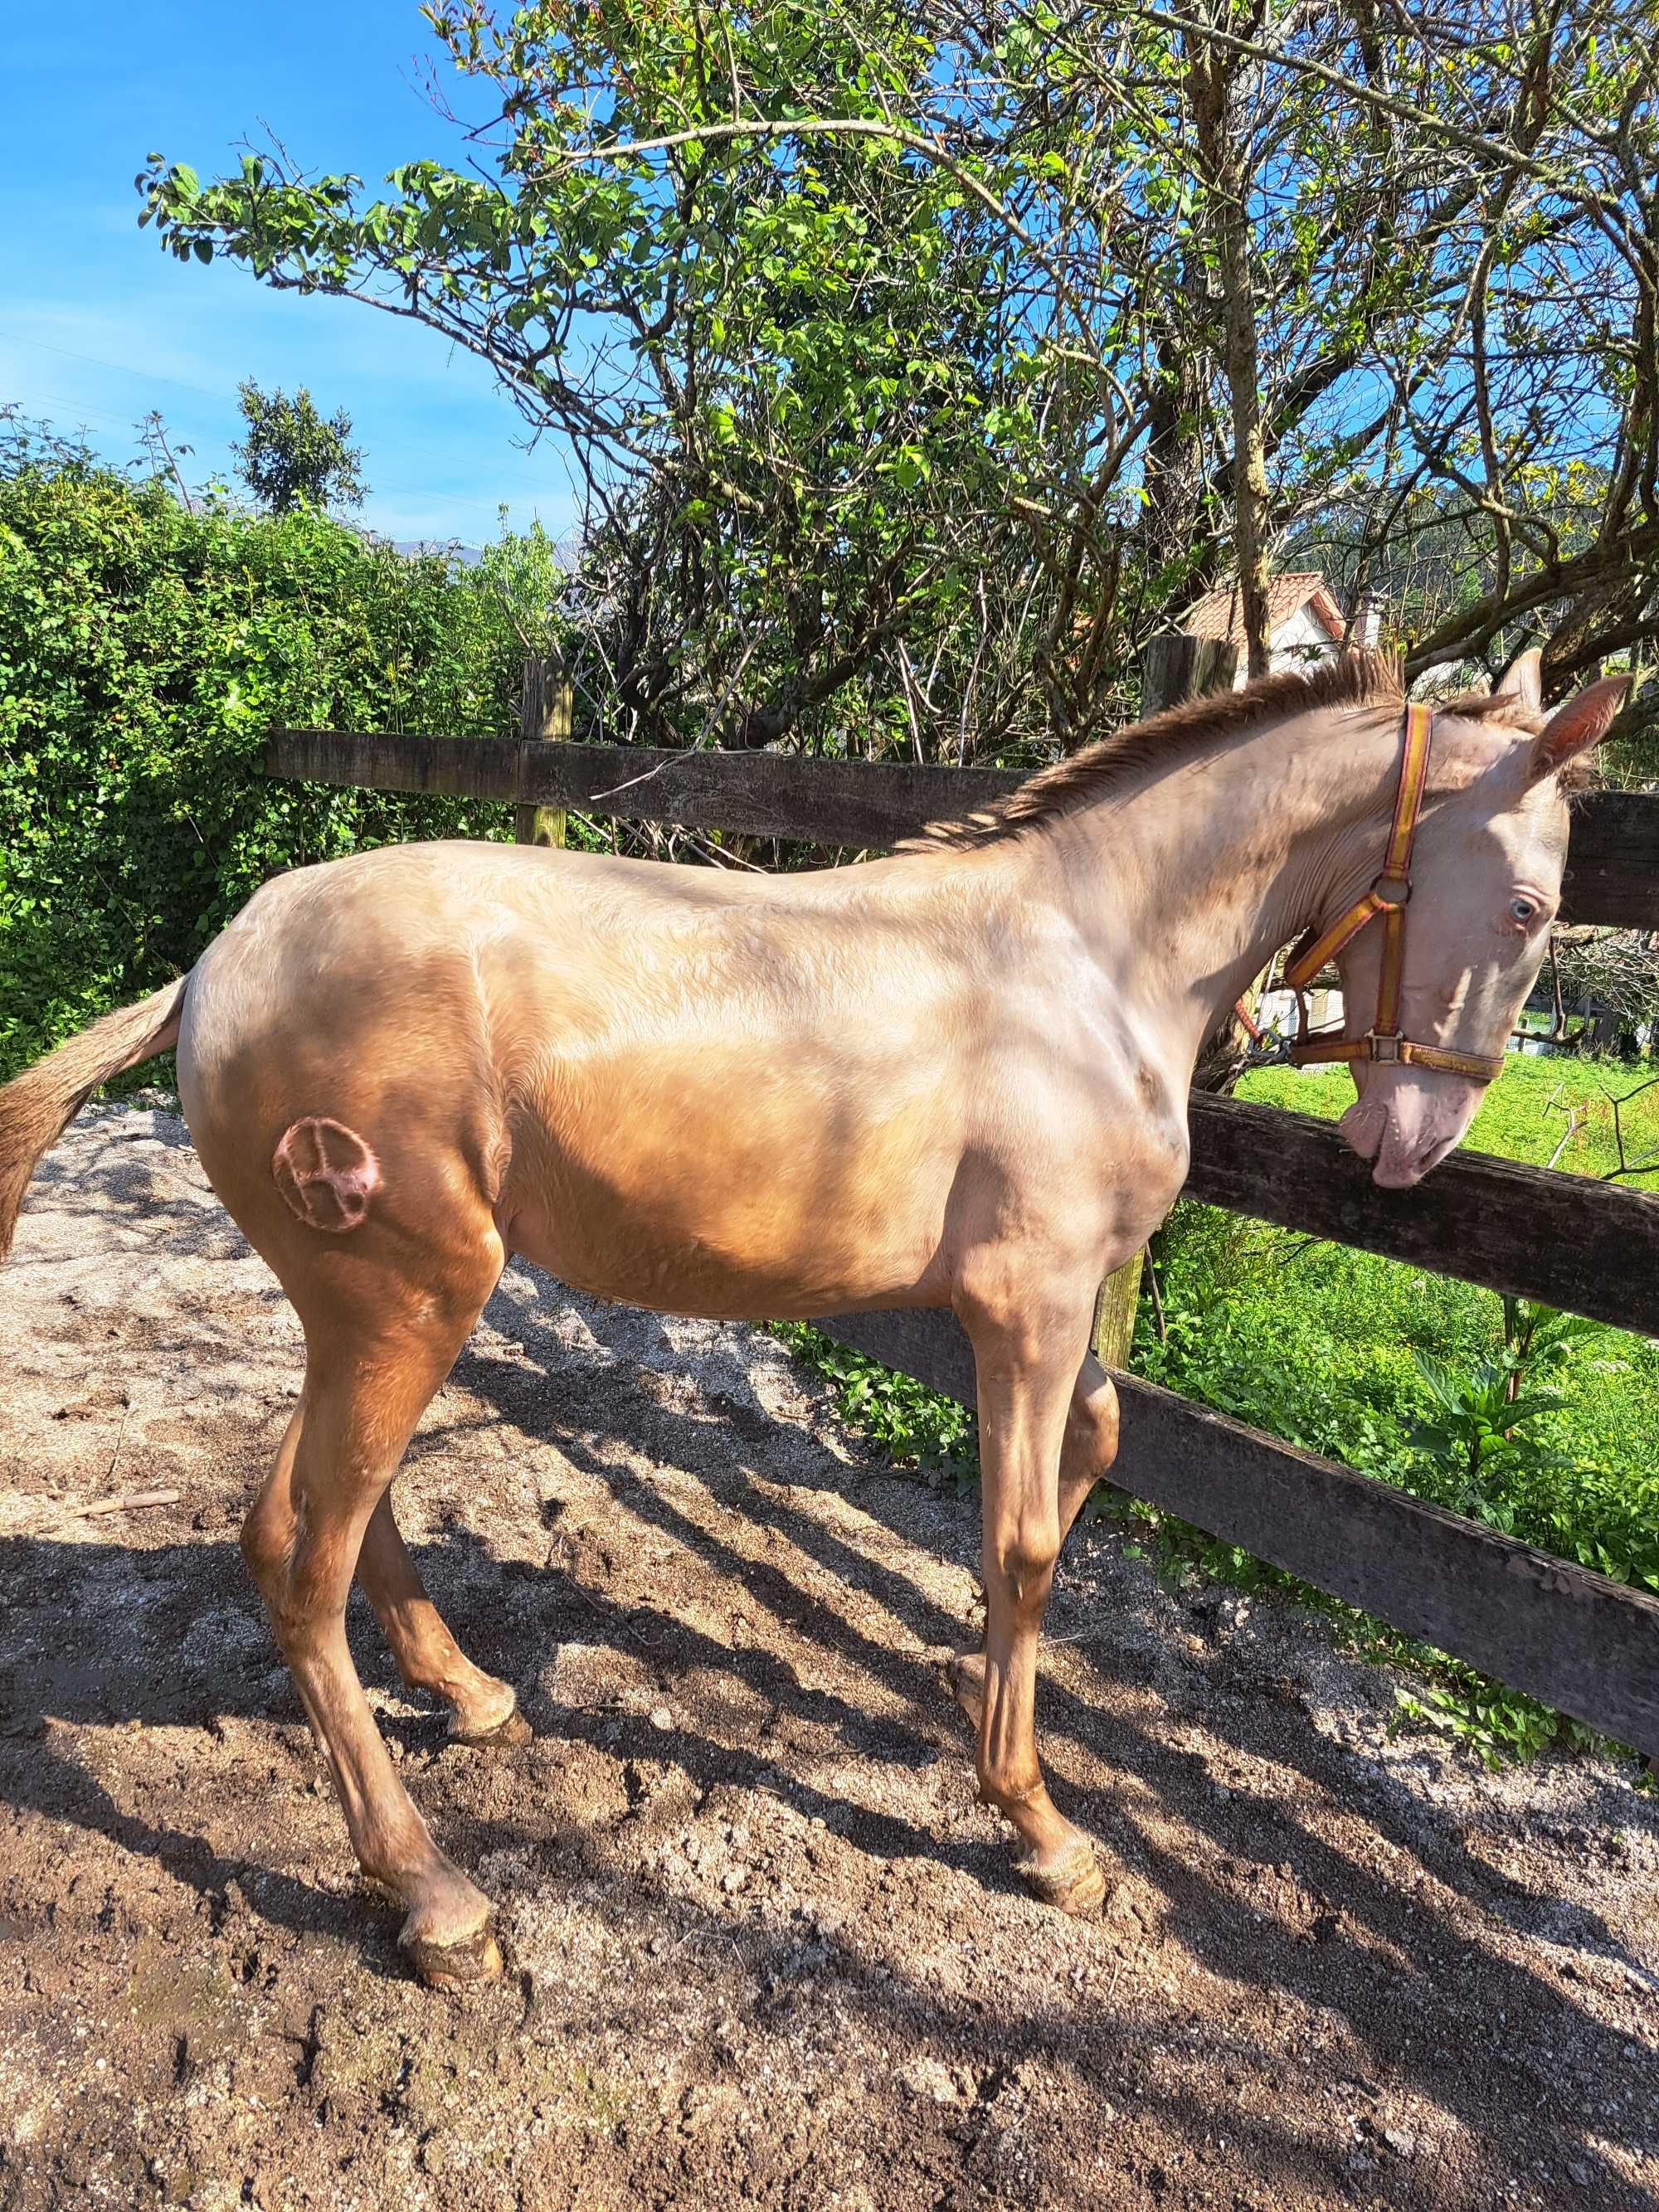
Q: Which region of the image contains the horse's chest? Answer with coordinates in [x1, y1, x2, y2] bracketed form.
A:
[1084, 1062, 1192, 1232]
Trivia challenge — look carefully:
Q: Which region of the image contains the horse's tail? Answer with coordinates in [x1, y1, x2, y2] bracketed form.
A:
[0, 978, 189, 1263]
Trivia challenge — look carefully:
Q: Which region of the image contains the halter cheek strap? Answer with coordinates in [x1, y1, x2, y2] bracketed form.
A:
[1283, 703, 1506, 1085]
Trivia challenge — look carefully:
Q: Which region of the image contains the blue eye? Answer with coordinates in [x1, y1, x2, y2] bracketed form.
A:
[1510, 897, 1539, 925]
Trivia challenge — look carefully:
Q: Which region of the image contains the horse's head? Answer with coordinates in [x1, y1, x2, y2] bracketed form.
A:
[1329, 655, 1629, 1189]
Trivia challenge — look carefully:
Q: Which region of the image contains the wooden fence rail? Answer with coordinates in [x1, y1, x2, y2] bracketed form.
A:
[818, 1307, 1659, 1757]
[265, 712, 1659, 1755]
[1185, 1095, 1657, 1334]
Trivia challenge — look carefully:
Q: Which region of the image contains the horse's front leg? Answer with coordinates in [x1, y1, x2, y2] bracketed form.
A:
[958, 1286, 1107, 1914]
[951, 1348, 1119, 1727]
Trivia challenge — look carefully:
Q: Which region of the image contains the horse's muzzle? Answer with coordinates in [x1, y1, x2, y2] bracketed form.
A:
[1338, 1067, 1482, 1189]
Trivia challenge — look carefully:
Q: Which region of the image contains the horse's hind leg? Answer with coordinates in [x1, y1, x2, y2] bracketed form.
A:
[357, 1493, 530, 1745]
[241, 1286, 504, 1987]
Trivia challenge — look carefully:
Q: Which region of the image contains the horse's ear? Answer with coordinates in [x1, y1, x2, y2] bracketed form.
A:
[1496, 649, 1542, 712]
[1527, 674, 1632, 782]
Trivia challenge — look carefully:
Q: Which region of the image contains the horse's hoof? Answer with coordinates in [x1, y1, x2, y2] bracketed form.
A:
[1020, 1840, 1107, 1917]
[401, 1922, 504, 1990]
[450, 1698, 532, 1749]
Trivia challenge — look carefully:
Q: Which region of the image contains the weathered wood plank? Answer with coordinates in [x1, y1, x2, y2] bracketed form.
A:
[1559, 790, 1658, 928]
[509, 739, 1021, 848]
[813, 1306, 1659, 1757]
[1185, 1094, 1659, 1337]
[1141, 633, 1238, 712]
[515, 654, 572, 849]
[271, 728, 523, 802]
[266, 728, 1659, 926]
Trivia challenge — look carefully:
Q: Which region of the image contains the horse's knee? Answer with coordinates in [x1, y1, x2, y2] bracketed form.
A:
[239, 1495, 292, 1602]
[989, 1508, 1063, 1605]
[241, 1497, 358, 1648]
[1066, 1369, 1120, 1479]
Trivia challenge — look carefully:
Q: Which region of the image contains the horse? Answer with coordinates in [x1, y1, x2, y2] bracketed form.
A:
[0, 649, 1625, 1987]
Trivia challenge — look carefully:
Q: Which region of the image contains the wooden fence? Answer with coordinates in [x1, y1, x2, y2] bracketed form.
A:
[266, 667, 1659, 1757]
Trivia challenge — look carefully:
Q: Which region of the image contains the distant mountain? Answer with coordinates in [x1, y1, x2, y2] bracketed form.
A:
[391, 539, 484, 566]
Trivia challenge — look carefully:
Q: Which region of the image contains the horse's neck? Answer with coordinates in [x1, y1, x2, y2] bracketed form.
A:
[1031, 702, 1404, 1077]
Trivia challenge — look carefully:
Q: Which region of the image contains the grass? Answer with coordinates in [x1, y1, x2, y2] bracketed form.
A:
[782, 1051, 1659, 1772]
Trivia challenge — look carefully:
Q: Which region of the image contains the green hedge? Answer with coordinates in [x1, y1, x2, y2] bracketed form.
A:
[0, 459, 552, 1077]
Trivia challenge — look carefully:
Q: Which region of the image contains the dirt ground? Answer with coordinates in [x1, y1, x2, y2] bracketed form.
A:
[0, 1102, 1656, 2212]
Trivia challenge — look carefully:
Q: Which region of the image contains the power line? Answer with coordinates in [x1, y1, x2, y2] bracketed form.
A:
[5, 331, 230, 403]
[2, 388, 143, 436]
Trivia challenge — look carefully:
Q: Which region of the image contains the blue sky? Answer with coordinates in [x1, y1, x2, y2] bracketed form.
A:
[2, 5, 581, 544]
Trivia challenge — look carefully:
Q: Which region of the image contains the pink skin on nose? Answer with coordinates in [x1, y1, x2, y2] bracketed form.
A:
[272, 1117, 382, 1232]
[1339, 1072, 1482, 1189]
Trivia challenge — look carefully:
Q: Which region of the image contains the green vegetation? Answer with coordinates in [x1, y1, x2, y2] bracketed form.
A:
[231, 381, 367, 515]
[769, 1324, 977, 1490]
[1143, 1061, 1659, 1545]
[141, 2, 1659, 757]
[790, 1054, 1659, 1768]
[1240, 1053, 1659, 1180]
[0, 439, 560, 1076]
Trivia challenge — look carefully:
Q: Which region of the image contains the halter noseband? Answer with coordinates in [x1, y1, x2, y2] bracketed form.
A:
[1283, 703, 1506, 1085]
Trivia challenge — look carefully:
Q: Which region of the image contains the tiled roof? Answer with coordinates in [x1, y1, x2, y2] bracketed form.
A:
[1185, 572, 1347, 649]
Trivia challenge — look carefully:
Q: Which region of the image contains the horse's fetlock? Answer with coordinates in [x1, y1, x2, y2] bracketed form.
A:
[978, 1765, 1046, 1815]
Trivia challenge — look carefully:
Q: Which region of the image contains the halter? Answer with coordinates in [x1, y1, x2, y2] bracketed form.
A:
[1282, 703, 1506, 1085]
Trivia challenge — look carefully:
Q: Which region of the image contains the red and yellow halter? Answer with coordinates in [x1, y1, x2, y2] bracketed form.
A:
[1283, 704, 1506, 1084]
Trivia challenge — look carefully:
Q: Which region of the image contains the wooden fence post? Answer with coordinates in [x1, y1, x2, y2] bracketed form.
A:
[1091, 630, 1240, 1371]
[1139, 632, 1239, 717]
[515, 652, 573, 848]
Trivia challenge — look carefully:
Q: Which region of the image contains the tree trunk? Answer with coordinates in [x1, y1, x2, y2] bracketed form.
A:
[1189, 41, 1272, 681]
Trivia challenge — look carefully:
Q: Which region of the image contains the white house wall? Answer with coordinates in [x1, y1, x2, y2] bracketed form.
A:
[1229, 602, 1344, 687]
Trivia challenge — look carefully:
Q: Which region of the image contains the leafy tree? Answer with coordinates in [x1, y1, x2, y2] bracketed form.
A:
[231, 380, 367, 513]
[139, 2, 1659, 754]
[0, 426, 555, 1074]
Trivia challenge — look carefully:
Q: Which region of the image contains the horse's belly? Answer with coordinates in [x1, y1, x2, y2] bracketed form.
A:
[504, 1168, 950, 1320]
[502, 1057, 956, 1320]
[505, 1218, 940, 1320]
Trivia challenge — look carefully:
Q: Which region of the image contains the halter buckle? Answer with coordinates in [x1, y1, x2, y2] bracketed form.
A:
[1368, 1031, 1404, 1064]
[1372, 874, 1411, 908]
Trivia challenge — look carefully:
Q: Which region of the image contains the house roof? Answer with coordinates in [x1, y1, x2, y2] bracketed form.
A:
[1185, 571, 1348, 649]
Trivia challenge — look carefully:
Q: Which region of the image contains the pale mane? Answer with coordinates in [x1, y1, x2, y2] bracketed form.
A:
[904, 652, 1406, 852]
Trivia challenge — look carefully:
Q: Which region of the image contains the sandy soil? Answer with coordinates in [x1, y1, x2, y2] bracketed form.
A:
[0, 1101, 1656, 2212]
